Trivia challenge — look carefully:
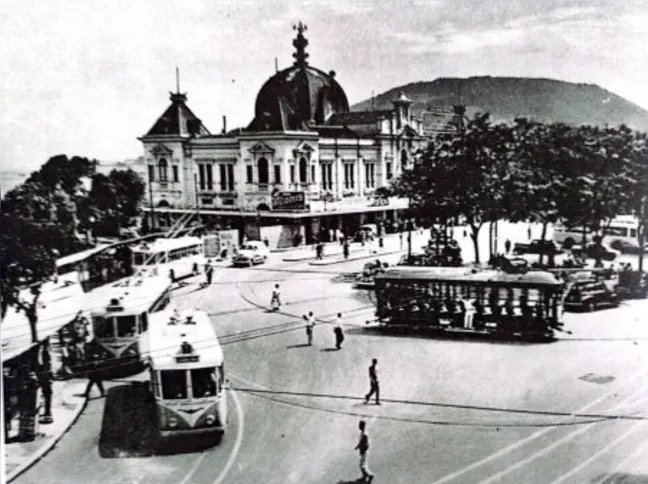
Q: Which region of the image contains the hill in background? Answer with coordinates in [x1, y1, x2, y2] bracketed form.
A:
[352, 77, 648, 131]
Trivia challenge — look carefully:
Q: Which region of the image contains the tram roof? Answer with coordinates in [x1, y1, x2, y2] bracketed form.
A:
[375, 267, 563, 286]
[56, 245, 110, 268]
[144, 309, 223, 369]
[132, 236, 203, 253]
[85, 275, 172, 316]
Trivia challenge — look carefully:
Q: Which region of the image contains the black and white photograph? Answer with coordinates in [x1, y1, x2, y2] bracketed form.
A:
[2, 0, 648, 482]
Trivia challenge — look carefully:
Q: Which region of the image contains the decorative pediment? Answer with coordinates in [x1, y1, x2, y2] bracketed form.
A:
[150, 144, 173, 157]
[293, 141, 315, 159]
[248, 141, 275, 155]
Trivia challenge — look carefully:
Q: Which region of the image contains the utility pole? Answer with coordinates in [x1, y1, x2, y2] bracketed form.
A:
[640, 197, 646, 272]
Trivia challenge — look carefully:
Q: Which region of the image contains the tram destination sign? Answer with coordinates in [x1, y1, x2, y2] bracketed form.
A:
[271, 191, 306, 211]
[176, 354, 200, 363]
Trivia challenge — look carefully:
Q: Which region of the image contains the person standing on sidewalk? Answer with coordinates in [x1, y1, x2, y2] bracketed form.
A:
[304, 311, 316, 345]
[343, 240, 350, 260]
[364, 358, 380, 405]
[354, 420, 374, 483]
[271, 284, 281, 311]
[333, 313, 345, 349]
[505, 239, 511, 254]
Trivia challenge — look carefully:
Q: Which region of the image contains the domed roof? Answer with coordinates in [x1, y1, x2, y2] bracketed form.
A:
[248, 23, 350, 132]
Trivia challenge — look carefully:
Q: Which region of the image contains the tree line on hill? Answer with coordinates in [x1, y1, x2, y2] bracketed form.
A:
[384, 114, 648, 263]
[0, 155, 145, 336]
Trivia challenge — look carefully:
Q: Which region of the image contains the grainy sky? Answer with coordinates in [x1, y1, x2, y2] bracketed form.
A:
[2, 0, 647, 172]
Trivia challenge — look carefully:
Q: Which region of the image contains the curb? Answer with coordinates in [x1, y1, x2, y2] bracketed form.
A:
[308, 249, 404, 266]
[7, 383, 88, 483]
[282, 248, 366, 262]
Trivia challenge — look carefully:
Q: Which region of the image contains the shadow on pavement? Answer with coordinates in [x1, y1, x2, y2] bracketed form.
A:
[336, 479, 366, 484]
[320, 348, 340, 352]
[286, 343, 311, 349]
[598, 473, 648, 483]
[98, 384, 219, 458]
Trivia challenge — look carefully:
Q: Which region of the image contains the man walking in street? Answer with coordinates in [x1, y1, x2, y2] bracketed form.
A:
[355, 420, 374, 483]
[505, 239, 511, 254]
[333, 312, 344, 350]
[304, 311, 316, 345]
[84, 354, 105, 399]
[271, 284, 281, 311]
[364, 358, 380, 405]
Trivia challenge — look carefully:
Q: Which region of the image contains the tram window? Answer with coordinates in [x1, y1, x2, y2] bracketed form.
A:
[116, 315, 137, 337]
[191, 367, 218, 398]
[133, 253, 146, 266]
[140, 312, 148, 332]
[93, 316, 114, 339]
[161, 370, 188, 400]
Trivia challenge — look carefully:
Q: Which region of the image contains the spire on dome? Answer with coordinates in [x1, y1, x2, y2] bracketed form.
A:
[292, 21, 309, 67]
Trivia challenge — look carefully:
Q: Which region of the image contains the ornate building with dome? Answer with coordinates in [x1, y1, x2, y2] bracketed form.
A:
[138, 23, 429, 247]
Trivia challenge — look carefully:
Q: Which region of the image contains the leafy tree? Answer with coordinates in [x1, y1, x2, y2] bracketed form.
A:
[109, 168, 145, 228]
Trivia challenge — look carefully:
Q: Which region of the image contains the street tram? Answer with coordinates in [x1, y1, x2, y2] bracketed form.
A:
[141, 308, 227, 439]
[131, 236, 205, 282]
[373, 267, 565, 341]
[76, 275, 173, 377]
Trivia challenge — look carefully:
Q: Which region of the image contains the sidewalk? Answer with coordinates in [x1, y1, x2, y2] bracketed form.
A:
[5, 379, 88, 483]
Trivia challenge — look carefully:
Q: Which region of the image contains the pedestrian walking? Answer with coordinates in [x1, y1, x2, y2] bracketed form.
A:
[378, 236, 384, 250]
[399, 232, 403, 249]
[333, 313, 345, 349]
[205, 260, 214, 285]
[354, 420, 374, 483]
[364, 358, 380, 405]
[271, 284, 281, 311]
[505, 239, 511, 254]
[84, 356, 105, 399]
[304, 311, 316, 345]
[316, 243, 324, 260]
[343, 240, 350, 260]
[527, 226, 532, 241]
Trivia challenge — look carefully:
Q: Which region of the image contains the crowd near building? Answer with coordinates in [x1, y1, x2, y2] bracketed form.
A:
[140, 23, 464, 248]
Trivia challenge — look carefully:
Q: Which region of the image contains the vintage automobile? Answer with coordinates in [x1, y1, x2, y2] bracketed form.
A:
[513, 239, 563, 256]
[232, 241, 270, 267]
[564, 278, 620, 312]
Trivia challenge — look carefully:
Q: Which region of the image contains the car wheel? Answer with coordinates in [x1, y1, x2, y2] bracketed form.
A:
[585, 300, 596, 312]
[563, 238, 575, 250]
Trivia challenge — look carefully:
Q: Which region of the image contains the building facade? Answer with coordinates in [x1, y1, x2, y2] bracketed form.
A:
[138, 23, 444, 247]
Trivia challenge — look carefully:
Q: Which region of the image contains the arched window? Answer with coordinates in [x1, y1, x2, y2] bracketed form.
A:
[400, 149, 408, 168]
[158, 158, 169, 182]
[299, 157, 308, 183]
[257, 157, 269, 185]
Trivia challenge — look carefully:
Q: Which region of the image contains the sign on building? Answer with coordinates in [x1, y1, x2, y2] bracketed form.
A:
[271, 191, 306, 211]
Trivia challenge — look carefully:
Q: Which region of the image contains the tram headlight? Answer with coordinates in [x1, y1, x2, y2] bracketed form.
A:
[168, 417, 178, 428]
[205, 414, 215, 425]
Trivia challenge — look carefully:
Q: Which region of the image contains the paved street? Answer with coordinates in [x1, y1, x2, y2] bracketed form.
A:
[14, 226, 648, 484]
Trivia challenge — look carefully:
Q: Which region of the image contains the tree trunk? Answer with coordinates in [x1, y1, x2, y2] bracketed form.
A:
[470, 223, 481, 263]
[538, 221, 548, 266]
[28, 307, 38, 343]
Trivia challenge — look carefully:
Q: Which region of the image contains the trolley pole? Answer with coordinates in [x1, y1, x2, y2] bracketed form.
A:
[639, 197, 646, 272]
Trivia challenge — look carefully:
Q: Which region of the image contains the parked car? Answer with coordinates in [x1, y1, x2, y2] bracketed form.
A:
[354, 224, 377, 242]
[513, 239, 563, 256]
[564, 279, 620, 312]
[609, 239, 648, 254]
[584, 242, 620, 261]
[232, 241, 269, 267]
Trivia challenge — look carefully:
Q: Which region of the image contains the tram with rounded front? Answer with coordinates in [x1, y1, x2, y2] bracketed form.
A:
[77, 275, 173, 377]
[141, 308, 227, 440]
[373, 266, 565, 341]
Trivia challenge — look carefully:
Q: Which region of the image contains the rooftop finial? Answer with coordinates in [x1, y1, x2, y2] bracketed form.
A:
[170, 67, 187, 103]
[176, 67, 180, 94]
[292, 21, 309, 67]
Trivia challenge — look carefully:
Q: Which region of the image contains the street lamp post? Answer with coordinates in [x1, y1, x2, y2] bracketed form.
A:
[88, 216, 96, 246]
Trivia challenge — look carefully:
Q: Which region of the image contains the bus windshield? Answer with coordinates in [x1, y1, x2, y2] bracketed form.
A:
[116, 315, 137, 337]
[133, 252, 165, 265]
[93, 316, 114, 339]
[160, 370, 187, 399]
[191, 367, 219, 398]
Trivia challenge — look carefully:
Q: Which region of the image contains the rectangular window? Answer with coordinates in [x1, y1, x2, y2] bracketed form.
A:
[321, 164, 327, 190]
[631, 228, 637, 238]
[191, 367, 219, 398]
[148, 165, 155, 182]
[116, 315, 137, 337]
[206, 164, 213, 190]
[365, 163, 375, 188]
[227, 164, 235, 191]
[220, 164, 227, 191]
[201, 197, 213, 205]
[344, 163, 355, 189]
[327, 164, 333, 190]
[198, 164, 206, 190]
[311, 165, 315, 184]
[161, 370, 188, 400]
[386, 162, 393, 180]
[93, 316, 114, 339]
[290, 165, 295, 183]
[246, 165, 253, 183]
[274, 165, 281, 184]
[172, 165, 179, 182]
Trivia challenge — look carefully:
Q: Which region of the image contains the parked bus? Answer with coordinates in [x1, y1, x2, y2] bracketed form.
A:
[141, 308, 227, 439]
[373, 266, 565, 341]
[75, 275, 173, 377]
[553, 215, 640, 250]
[131, 236, 205, 282]
[55, 245, 109, 284]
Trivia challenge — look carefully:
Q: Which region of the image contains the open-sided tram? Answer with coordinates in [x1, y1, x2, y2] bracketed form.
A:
[373, 267, 565, 341]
